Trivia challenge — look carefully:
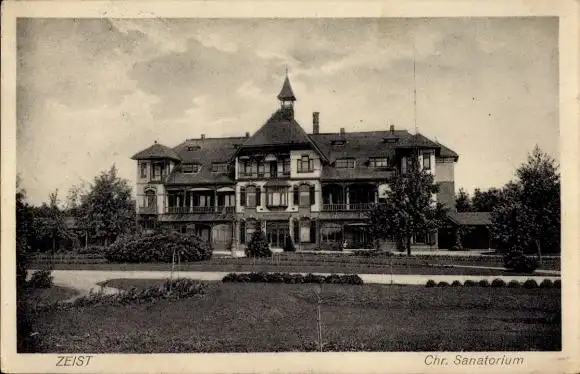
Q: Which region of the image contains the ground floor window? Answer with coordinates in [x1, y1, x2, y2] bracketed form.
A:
[212, 223, 233, 245]
[320, 223, 342, 243]
[266, 221, 289, 248]
[240, 219, 260, 244]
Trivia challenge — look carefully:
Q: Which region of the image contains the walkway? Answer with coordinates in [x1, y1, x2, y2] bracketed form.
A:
[33, 270, 561, 302]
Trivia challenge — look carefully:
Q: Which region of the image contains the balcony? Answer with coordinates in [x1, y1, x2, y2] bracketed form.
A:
[322, 203, 376, 212]
[165, 206, 235, 214]
[138, 205, 157, 214]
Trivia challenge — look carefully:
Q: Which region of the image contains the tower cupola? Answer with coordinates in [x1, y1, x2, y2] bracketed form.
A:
[277, 70, 296, 119]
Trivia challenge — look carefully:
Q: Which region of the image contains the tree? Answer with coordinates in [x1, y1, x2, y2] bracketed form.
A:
[367, 154, 447, 256]
[16, 176, 33, 288]
[78, 165, 135, 246]
[472, 188, 502, 212]
[455, 188, 473, 212]
[33, 189, 72, 252]
[490, 146, 560, 262]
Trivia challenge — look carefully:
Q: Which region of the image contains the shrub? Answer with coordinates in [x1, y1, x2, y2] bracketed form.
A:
[76, 245, 105, 255]
[554, 279, 561, 289]
[478, 280, 490, 287]
[425, 280, 436, 288]
[104, 232, 211, 263]
[245, 231, 272, 258]
[283, 235, 296, 252]
[437, 281, 449, 287]
[504, 250, 538, 273]
[491, 278, 506, 288]
[540, 279, 554, 288]
[523, 279, 538, 289]
[451, 280, 462, 287]
[222, 272, 363, 285]
[463, 280, 477, 287]
[507, 280, 521, 288]
[27, 270, 53, 288]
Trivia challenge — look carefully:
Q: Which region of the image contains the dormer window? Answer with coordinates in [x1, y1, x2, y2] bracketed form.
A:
[212, 163, 229, 173]
[182, 163, 200, 173]
[335, 158, 355, 168]
[383, 137, 398, 143]
[187, 145, 201, 151]
[331, 140, 346, 146]
[369, 157, 389, 168]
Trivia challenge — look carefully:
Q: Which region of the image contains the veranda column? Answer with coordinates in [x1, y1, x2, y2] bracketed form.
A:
[345, 185, 350, 210]
[214, 189, 218, 212]
[231, 220, 238, 256]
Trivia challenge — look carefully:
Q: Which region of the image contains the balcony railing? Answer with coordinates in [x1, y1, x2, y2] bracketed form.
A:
[138, 205, 157, 214]
[165, 206, 235, 214]
[322, 202, 376, 211]
[238, 171, 291, 179]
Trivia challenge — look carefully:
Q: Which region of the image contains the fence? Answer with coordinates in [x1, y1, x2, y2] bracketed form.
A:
[27, 253, 107, 265]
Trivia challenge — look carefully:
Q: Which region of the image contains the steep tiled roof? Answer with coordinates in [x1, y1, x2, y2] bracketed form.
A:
[277, 76, 296, 101]
[396, 132, 441, 149]
[131, 142, 181, 161]
[243, 110, 313, 147]
[165, 137, 245, 185]
[447, 212, 491, 226]
[437, 141, 459, 160]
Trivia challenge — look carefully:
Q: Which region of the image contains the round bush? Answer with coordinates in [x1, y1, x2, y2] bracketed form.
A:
[245, 231, 272, 258]
[425, 280, 436, 288]
[437, 281, 449, 287]
[554, 279, 561, 289]
[491, 278, 506, 288]
[540, 279, 554, 288]
[28, 270, 53, 288]
[507, 280, 521, 288]
[451, 280, 462, 287]
[478, 280, 490, 287]
[504, 251, 538, 273]
[523, 279, 538, 289]
[105, 232, 211, 263]
[463, 280, 477, 287]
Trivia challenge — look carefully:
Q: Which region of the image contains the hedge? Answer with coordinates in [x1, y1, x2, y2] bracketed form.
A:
[104, 232, 211, 263]
[222, 272, 364, 285]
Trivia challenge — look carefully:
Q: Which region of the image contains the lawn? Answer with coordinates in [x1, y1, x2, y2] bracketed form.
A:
[27, 281, 561, 353]
[20, 285, 79, 305]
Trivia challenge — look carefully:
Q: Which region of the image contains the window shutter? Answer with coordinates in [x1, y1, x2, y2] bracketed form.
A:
[240, 187, 247, 206]
[240, 221, 246, 244]
[309, 220, 316, 243]
[293, 220, 300, 244]
[309, 185, 315, 205]
[293, 186, 299, 205]
[256, 187, 261, 207]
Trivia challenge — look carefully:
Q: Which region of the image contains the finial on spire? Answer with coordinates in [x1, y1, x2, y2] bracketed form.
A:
[285, 64, 288, 76]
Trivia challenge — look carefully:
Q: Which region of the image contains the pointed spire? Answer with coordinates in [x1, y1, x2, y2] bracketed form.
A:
[277, 71, 296, 102]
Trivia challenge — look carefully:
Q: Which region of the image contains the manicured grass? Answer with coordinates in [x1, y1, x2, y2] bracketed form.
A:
[28, 281, 560, 352]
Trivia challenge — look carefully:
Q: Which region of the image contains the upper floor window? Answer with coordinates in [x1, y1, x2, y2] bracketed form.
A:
[152, 162, 164, 179]
[257, 160, 265, 177]
[369, 157, 389, 168]
[182, 163, 200, 173]
[187, 146, 201, 151]
[266, 187, 288, 207]
[140, 163, 148, 178]
[335, 158, 355, 168]
[297, 155, 314, 173]
[212, 163, 229, 173]
[294, 184, 314, 207]
[282, 158, 291, 175]
[422, 152, 431, 170]
[241, 185, 260, 208]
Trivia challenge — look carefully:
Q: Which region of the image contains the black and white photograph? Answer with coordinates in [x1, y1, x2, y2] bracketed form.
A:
[2, 2, 579, 373]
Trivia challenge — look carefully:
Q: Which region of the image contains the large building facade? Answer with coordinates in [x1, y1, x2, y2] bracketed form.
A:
[131, 75, 459, 251]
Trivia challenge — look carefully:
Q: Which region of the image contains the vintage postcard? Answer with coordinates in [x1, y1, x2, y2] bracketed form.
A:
[1, 1, 579, 373]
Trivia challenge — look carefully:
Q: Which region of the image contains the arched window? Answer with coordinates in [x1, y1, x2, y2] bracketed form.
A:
[144, 189, 156, 207]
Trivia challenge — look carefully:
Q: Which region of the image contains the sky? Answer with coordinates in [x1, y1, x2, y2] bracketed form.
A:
[16, 17, 559, 206]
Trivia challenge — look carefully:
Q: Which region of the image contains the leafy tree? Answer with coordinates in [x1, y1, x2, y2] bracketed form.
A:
[490, 146, 560, 261]
[33, 189, 72, 252]
[472, 188, 502, 212]
[455, 188, 473, 212]
[245, 230, 272, 258]
[78, 165, 136, 246]
[367, 154, 447, 256]
[16, 176, 33, 288]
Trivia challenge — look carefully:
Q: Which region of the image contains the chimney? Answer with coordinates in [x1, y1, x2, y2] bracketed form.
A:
[389, 124, 395, 133]
[245, 132, 250, 138]
[340, 127, 345, 137]
[312, 112, 320, 134]
[201, 134, 206, 140]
